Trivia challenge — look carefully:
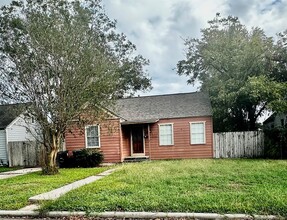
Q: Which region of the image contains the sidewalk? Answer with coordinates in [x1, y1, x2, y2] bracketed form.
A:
[29, 168, 116, 203]
[0, 167, 41, 180]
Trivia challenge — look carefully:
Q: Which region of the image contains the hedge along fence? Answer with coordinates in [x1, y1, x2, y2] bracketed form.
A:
[213, 131, 264, 158]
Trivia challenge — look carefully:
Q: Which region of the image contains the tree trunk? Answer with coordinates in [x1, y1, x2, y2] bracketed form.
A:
[248, 108, 257, 131]
[42, 132, 61, 175]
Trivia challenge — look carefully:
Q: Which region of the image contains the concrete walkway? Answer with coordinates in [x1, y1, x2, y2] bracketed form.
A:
[29, 168, 116, 203]
[0, 168, 41, 180]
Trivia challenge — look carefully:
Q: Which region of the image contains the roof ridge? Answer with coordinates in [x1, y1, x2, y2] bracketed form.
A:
[114, 91, 212, 121]
[120, 91, 202, 100]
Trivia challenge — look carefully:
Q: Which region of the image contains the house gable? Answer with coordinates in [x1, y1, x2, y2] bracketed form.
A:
[6, 115, 37, 142]
[0, 103, 38, 166]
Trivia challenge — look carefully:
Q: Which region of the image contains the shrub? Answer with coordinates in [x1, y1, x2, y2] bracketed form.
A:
[57, 149, 104, 168]
[264, 128, 287, 159]
[57, 151, 75, 168]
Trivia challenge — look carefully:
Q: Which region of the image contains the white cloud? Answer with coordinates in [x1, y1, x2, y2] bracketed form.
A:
[0, 0, 11, 6]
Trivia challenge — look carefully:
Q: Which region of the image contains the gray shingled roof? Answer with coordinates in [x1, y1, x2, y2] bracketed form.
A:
[114, 92, 212, 123]
[0, 104, 23, 129]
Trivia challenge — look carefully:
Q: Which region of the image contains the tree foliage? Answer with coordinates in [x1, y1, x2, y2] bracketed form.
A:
[0, 0, 151, 174]
[177, 15, 287, 132]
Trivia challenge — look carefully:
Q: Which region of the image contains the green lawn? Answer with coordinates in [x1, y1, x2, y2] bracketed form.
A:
[0, 167, 108, 210]
[42, 159, 287, 216]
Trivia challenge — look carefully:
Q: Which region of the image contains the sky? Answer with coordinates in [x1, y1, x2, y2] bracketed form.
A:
[0, 0, 286, 96]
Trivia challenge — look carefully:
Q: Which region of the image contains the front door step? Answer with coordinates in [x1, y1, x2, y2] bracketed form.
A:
[123, 156, 149, 163]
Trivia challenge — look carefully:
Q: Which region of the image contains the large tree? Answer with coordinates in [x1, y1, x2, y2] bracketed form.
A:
[0, 0, 151, 174]
[177, 15, 287, 132]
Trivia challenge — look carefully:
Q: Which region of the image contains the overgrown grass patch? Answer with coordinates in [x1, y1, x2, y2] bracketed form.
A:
[0, 167, 108, 210]
[42, 159, 287, 216]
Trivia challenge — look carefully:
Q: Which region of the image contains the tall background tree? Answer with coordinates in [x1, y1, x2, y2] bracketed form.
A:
[0, 0, 151, 174]
[177, 15, 287, 132]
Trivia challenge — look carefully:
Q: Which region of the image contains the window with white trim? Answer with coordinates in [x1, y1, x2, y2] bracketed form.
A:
[159, 123, 173, 145]
[190, 122, 205, 144]
[85, 125, 100, 148]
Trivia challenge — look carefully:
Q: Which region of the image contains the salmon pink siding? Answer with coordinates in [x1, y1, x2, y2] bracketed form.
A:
[65, 116, 213, 163]
[148, 117, 213, 159]
[122, 116, 213, 160]
[65, 119, 122, 163]
[121, 126, 131, 158]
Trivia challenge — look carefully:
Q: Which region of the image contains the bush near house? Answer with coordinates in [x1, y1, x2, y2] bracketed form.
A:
[57, 149, 104, 168]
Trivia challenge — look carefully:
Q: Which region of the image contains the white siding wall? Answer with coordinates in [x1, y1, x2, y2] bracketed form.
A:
[265, 113, 287, 129]
[0, 130, 7, 165]
[274, 113, 287, 128]
[6, 117, 37, 142]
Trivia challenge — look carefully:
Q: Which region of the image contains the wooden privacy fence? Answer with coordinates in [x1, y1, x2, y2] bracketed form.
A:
[8, 141, 42, 167]
[213, 131, 264, 158]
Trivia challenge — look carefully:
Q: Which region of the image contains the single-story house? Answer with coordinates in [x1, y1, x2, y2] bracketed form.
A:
[263, 112, 287, 129]
[0, 104, 37, 166]
[65, 92, 213, 163]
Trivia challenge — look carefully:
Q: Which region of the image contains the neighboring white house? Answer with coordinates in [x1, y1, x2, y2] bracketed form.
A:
[0, 104, 37, 166]
[263, 112, 287, 129]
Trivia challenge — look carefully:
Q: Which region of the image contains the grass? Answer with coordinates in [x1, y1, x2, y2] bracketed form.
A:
[42, 159, 287, 216]
[0, 167, 108, 210]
